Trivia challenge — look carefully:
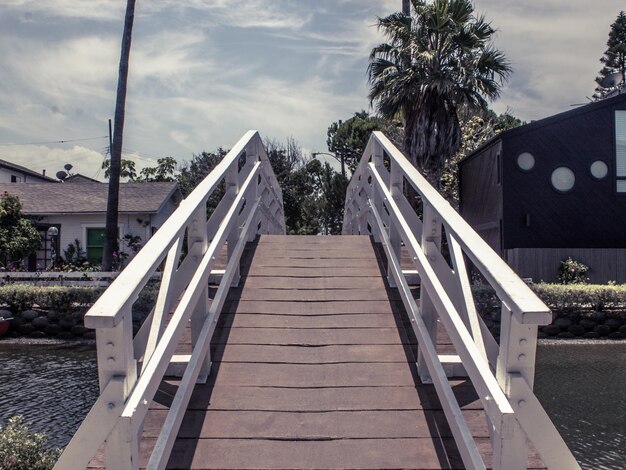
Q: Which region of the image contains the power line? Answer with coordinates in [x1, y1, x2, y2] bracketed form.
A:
[0, 136, 108, 146]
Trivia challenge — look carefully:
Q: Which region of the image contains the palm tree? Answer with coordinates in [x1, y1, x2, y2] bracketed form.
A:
[368, 0, 511, 189]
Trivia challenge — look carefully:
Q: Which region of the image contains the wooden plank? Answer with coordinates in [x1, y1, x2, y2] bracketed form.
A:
[236, 288, 398, 301]
[143, 409, 490, 439]
[209, 327, 415, 346]
[246, 257, 381, 268]
[208, 362, 418, 387]
[150, 437, 544, 470]
[245, 266, 384, 277]
[211, 344, 412, 363]
[223, 300, 403, 314]
[151, 381, 483, 412]
[217, 312, 399, 328]
[256, 235, 372, 244]
[239, 276, 386, 289]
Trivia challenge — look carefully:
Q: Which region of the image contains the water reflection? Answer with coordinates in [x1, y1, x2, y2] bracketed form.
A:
[535, 342, 626, 470]
[0, 341, 623, 469]
[0, 343, 98, 449]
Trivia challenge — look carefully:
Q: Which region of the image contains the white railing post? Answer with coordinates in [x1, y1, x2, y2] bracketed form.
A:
[387, 159, 402, 288]
[416, 202, 441, 383]
[492, 304, 537, 469]
[227, 159, 241, 286]
[246, 153, 260, 242]
[188, 202, 211, 383]
[95, 308, 139, 469]
[371, 147, 385, 243]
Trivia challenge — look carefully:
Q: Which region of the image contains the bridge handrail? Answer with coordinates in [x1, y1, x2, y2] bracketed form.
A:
[55, 131, 285, 470]
[343, 131, 580, 470]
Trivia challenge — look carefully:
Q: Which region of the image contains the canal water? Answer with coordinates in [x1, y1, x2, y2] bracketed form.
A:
[0, 341, 624, 469]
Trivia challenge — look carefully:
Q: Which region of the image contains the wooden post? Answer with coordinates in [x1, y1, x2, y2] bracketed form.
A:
[95, 308, 138, 469]
[492, 303, 537, 469]
[226, 160, 241, 286]
[387, 160, 402, 288]
[188, 203, 211, 383]
[417, 203, 441, 383]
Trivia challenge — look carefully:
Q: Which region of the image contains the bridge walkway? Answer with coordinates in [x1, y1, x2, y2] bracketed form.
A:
[89, 235, 543, 469]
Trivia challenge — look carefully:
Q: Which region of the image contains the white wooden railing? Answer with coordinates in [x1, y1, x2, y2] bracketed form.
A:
[343, 131, 580, 470]
[54, 131, 285, 470]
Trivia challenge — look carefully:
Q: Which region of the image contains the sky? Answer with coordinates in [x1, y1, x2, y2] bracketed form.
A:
[0, 0, 624, 181]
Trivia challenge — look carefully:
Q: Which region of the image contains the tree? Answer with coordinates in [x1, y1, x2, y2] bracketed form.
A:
[177, 149, 227, 197]
[101, 158, 137, 181]
[137, 157, 178, 182]
[594, 11, 626, 99]
[368, 0, 511, 190]
[103, 0, 136, 271]
[0, 193, 41, 269]
[326, 111, 401, 173]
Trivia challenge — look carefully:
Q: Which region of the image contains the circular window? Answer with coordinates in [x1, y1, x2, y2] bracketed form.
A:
[517, 152, 535, 171]
[590, 160, 608, 179]
[551, 167, 575, 192]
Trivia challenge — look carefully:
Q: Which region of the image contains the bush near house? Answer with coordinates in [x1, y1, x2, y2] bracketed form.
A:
[0, 283, 159, 340]
[473, 283, 626, 340]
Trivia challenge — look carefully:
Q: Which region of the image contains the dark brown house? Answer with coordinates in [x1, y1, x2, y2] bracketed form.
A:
[459, 93, 626, 283]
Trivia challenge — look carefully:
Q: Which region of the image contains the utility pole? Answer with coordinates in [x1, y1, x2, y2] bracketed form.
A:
[402, 0, 410, 15]
[103, 0, 136, 271]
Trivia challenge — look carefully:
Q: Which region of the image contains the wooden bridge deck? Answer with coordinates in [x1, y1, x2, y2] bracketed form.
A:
[90, 235, 545, 469]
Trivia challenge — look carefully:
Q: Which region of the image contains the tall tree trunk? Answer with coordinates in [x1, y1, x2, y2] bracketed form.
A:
[103, 0, 136, 271]
[402, 0, 410, 15]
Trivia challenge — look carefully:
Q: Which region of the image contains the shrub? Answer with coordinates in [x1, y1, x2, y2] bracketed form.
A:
[531, 283, 626, 312]
[558, 257, 590, 284]
[0, 416, 60, 470]
[0, 285, 105, 313]
[471, 282, 626, 315]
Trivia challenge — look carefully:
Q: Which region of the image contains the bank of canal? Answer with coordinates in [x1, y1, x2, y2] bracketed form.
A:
[0, 340, 624, 469]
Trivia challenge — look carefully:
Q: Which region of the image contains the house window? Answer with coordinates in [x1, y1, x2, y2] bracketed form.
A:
[590, 160, 608, 180]
[615, 110, 626, 191]
[517, 152, 535, 171]
[86, 228, 106, 264]
[10, 175, 21, 183]
[551, 167, 575, 193]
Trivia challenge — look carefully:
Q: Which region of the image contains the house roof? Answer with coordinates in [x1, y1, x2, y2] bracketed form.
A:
[0, 182, 181, 215]
[459, 93, 626, 167]
[64, 173, 102, 183]
[0, 158, 57, 182]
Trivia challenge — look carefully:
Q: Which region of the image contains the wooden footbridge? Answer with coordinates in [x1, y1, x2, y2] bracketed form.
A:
[55, 132, 580, 469]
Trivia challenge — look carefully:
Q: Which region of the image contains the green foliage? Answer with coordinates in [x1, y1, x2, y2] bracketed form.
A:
[558, 257, 590, 285]
[531, 283, 626, 312]
[472, 282, 626, 317]
[0, 285, 105, 312]
[0, 192, 41, 269]
[326, 111, 401, 173]
[101, 158, 137, 181]
[176, 149, 227, 220]
[0, 416, 60, 470]
[368, 0, 511, 188]
[594, 11, 626, 99]
[137, 157, 178, 182]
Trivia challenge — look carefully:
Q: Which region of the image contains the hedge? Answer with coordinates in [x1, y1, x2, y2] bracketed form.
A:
[472, 282, 626, 315]
[0, 282, 159, 315]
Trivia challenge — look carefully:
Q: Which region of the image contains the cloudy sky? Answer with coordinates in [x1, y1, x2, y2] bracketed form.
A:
[0, 0, 624, 180]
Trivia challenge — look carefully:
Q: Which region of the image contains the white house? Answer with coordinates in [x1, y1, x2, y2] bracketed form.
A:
[0, 182, 182, 269]
[0, 158, 57, 183]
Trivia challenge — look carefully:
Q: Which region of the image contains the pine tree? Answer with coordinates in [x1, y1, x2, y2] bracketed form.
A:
[595, 11, 626, 99]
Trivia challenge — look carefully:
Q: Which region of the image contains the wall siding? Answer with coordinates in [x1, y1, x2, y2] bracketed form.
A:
[506, 248, 626, 283]
[459, 141, 503, 252]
